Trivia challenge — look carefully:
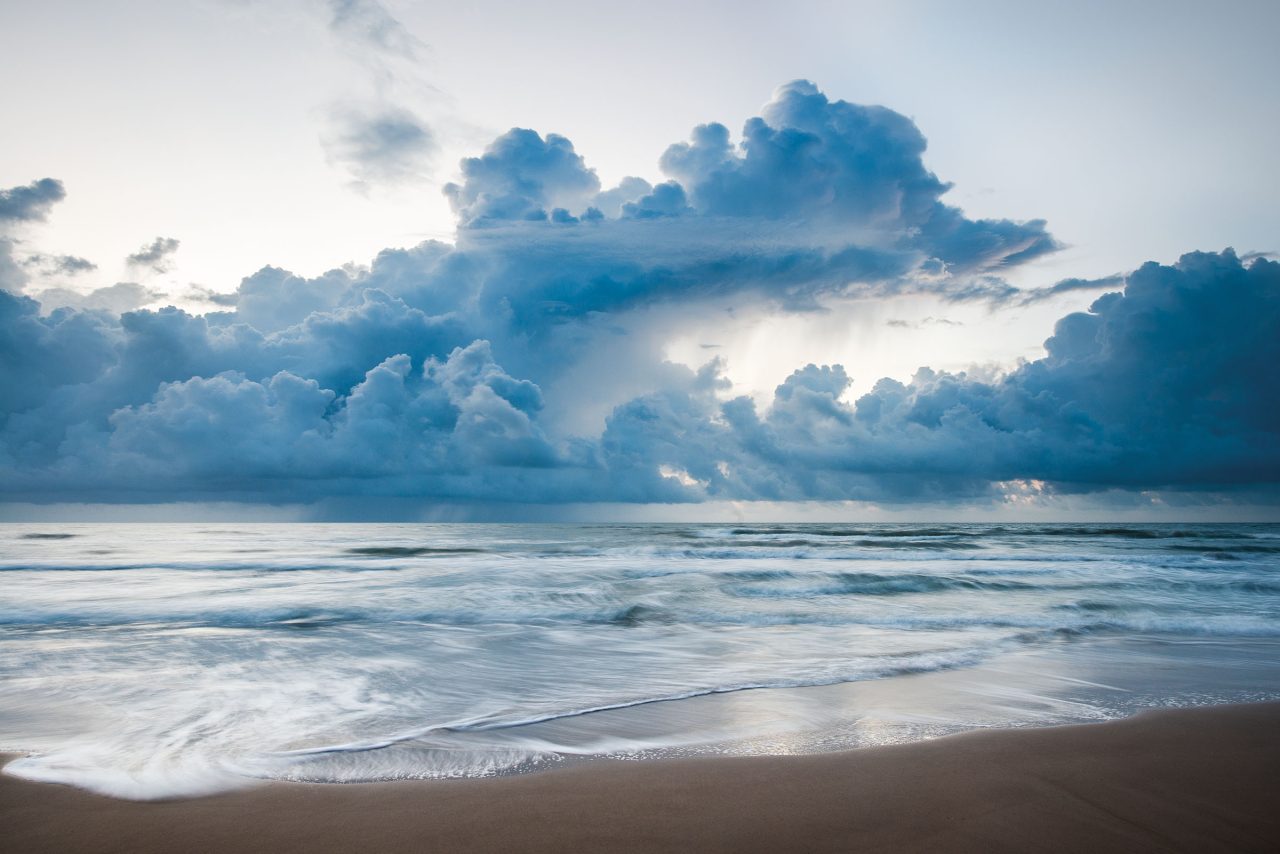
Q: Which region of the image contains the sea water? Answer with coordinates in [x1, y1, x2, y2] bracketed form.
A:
[1, 522, 1278, 799]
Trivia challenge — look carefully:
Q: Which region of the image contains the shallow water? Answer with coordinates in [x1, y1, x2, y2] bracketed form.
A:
[1, 522, 1278, 798]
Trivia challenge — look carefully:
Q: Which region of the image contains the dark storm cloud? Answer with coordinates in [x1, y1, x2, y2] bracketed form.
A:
[2, 83, 1274, 507]
[126, 237, 180, 273]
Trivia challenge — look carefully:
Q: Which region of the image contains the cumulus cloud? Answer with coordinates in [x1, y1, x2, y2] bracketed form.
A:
[444, 129, 602, 225]
[658, 81, 1057, 272]
[4, 249, 1277, 505]
[0, 178, 65, 224]
[127, 237, 181, 273]
[224, 265, 353, 332]
[323, 106, 437, 187]
[600, 250, 1280, 501]
[592, 176, 653, 219]
[2, 83, 1275, 509]
[417, 81, 1059, 335]
[0, 289, 120, 421]
[35, 341, 573, 501]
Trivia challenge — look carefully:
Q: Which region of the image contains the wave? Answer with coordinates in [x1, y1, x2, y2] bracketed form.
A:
[1168, 544, 1280, 554]
[271, 647, 1001, 761]
[714, 538, 984, 551]
[0, 560, 456, 573]
[4, 575, 1277, 631]
[649, 547, 1127, 563]
[718, 571, 1280, 597]
[728, 526, 970, 538]
[345, 546, 488, 557]
[2, 644, 1003, 800]
[725, 571, 1038, 598]
[0, 562, 353, 574]
[723, 525, 1267, 541]
[0, 606, 372, 630]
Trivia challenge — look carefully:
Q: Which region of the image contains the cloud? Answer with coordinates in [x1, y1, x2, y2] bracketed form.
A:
[316, 0, 441, 198]
[326, 0, 423, 61]
[418, 81, 1059, 336]
[34, 282, 163, 314]
[886, 317, 963, 329]
[658, 81, 1058, 272]
[38, 341, 571, 501]
[126, 237, 180, 273]
[2, 83, 1275, 509]
[323, 106, 437, 187]
[4, 249, 1277, 505]
[223, 265, 353, 332]
[444, 129, 602, 226]
[592, 176, 653, 219]
[1, 178, 71, 294]
[185, 285, 239, 307]
[621, 182, 692, 219]
[23, 254, 97, 275]
[599, 250, 1280, 502]
[1014, 274, 1126, 306]
[0, 178, 65, 224]
[0, 289, 120, 422]
[0, 240, 24, 294]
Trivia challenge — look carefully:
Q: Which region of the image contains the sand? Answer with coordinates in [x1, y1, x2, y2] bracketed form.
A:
[3, 702, 1279, 853]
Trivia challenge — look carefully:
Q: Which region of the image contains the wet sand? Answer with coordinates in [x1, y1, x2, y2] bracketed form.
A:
[3, 701, 1279, 853]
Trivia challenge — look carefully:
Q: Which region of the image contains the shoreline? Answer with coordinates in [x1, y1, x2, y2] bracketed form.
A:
[4, 701, 1279, 853]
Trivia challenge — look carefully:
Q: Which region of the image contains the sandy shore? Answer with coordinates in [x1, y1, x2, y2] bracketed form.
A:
[3, 702, 1279, 853]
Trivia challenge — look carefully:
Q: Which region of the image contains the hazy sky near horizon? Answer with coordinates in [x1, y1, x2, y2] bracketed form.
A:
[1, 0, 1278, 518]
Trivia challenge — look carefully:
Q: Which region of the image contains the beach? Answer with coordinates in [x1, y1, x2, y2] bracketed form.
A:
[6, 9, 1279, 850]
[4, 701, 1278, 853]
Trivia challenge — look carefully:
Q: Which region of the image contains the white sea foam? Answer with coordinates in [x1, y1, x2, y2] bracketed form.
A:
[4, 749, 254, 800]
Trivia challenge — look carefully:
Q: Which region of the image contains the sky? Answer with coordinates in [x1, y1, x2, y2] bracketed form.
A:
[1, 0, 1278, 520]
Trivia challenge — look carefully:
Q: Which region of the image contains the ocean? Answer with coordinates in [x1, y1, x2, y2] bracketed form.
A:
[2, 522, 1278, 799]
